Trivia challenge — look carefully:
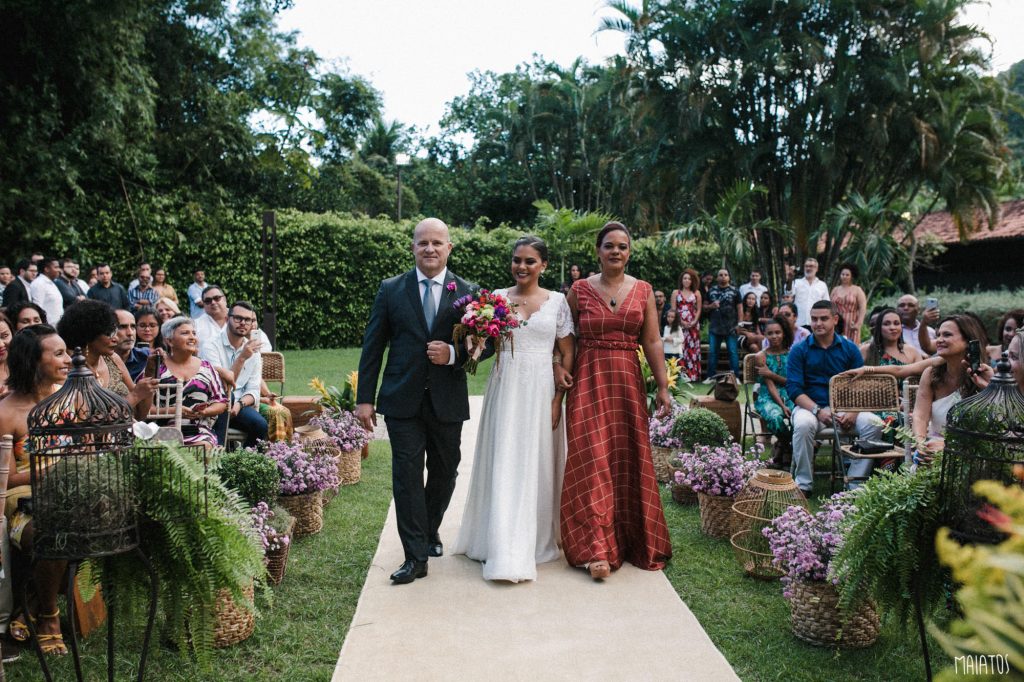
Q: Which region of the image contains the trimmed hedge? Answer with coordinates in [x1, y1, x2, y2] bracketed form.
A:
[74, 205, 719, 349]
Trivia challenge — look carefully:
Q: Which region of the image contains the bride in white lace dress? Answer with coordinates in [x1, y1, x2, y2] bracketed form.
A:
[454, 236, 576, 582]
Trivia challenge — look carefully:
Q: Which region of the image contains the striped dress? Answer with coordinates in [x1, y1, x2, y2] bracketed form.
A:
[560, 279, 672, 571]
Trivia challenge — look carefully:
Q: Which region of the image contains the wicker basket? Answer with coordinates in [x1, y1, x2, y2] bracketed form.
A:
[265, 517, 295, 586]
[671, 481, 697, 505]
[789, 580, 880, 649]
[212, 583, 256, 648]
[730, 470, 809, 579]
[698, 492, 735, 539]
[278, 490, 323, 537]
[339, 448, 361, 485]
[650, 445, 674, 483]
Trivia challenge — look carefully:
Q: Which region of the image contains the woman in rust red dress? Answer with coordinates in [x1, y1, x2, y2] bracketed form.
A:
[561, 222, 673, 580]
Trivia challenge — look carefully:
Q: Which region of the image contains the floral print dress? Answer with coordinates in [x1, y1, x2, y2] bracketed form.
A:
[754, 352, 794, 437]
[676, 292, 702, 381]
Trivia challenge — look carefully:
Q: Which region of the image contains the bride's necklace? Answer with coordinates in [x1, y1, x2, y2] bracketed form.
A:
[596, 276, 628, 308]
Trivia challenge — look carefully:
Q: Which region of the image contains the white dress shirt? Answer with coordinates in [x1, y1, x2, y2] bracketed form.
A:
[193, 313, 272, 351]
[902, 321, 935, 353]
[738, 283, 768, 300]
[187, 282, 206, 318]
[30, 275, 64, 323]
[416, 267, 456, 365]
[792, 277, 830, 327]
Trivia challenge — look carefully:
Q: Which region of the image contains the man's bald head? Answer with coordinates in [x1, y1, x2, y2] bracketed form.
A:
[897, 294, 919, 325]
[412, 217, 453, 278]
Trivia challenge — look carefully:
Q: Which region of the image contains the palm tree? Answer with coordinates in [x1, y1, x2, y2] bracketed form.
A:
[532, 199, 615, 284]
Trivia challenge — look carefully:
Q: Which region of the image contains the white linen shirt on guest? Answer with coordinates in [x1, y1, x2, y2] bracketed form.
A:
[902, 321, 935, 353]
[194, 313, 273, 351]
[30, 275, 64, 323]
[792, 277, 830, 327]
[200, 327, 262, 404]
[187, 282, 206, 318]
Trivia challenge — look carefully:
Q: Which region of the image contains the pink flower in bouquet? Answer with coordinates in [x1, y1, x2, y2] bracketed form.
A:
[451, 289, 524, 374]
[446, 281, 456, 292]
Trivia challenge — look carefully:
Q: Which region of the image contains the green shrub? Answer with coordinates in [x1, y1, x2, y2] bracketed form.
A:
[217, 448, 281, 507]
[671, 408, 732, 451]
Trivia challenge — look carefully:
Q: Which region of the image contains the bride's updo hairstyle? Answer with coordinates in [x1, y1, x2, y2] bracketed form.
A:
[595, 221, 631, 247]
[512, 234, 549, 263]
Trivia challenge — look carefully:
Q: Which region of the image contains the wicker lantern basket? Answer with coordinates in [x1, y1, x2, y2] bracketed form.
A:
[730, 470, 809, 579]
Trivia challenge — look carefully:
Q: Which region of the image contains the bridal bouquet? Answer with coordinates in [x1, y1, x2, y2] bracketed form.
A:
[451, 289, 523, 374]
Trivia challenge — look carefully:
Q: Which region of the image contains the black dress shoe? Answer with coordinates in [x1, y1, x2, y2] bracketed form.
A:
[428, 536, 443, 558]
[390, 560, 428, 584]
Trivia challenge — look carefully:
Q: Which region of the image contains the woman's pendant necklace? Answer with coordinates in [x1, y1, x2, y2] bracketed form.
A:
[601, 278, 628, 308]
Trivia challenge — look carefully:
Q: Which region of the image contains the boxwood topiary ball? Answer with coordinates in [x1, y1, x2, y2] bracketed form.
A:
[670, 407, 731, 451]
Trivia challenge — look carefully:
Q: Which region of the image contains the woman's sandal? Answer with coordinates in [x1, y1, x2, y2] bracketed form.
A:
[35, 612, 68, 656]
[587, 561, 611, 580]
[9, 611, 30, 642]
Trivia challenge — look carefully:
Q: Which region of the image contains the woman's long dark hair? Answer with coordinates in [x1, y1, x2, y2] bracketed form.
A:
[866, 307, 903, 366]
[766, 315, 794, 350]
[7, 324, 58, 395]
[931, 314, 987, 398]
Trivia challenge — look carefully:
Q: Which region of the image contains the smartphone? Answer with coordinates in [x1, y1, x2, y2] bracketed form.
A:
[925, 297, 939, 311]
[144, 352, 159, 379]
[967, 339, 981, 373]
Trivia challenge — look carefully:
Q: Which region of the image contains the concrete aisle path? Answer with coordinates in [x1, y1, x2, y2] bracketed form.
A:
[333, 397, 738, 682]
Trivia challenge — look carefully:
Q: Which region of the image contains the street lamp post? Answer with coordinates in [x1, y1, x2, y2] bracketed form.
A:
[395, 152, 410, 221]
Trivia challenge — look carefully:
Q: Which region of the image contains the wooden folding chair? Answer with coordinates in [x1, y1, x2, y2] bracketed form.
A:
[740, 353, 764, 452]
[148, 380, 183, 436]
[828, 374, 903, 489]
[261, 352, 286, 397]
[903, 379, 920, 466]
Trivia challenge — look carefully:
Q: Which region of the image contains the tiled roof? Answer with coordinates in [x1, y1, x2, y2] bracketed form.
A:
[914, 199, 1024, 244]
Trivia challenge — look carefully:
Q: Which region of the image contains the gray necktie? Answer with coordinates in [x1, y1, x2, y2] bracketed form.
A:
[421, 279, 436, 328]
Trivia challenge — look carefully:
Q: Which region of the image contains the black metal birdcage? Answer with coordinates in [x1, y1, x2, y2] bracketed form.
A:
[940, 352, 1024, 545]
[26, 349, 138, 560]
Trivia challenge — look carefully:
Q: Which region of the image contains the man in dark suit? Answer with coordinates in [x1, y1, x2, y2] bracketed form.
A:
[356, 218, 480, 584]
[2, 258, 36, 309]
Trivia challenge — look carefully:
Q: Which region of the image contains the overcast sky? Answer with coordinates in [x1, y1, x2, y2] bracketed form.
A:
[278, 0, 1024, 135]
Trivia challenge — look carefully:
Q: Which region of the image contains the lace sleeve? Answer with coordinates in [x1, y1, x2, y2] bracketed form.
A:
[556, 294, 575, 339]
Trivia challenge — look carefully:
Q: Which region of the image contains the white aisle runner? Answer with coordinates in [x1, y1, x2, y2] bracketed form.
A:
[333, 397, 738, 681]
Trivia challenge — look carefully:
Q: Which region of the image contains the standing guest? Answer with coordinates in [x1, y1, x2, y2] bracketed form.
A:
[705, 268, 741, 378]
[560, 264, 583, 294]
[56, 301, 156, 414]
[355, 218, 482, 584]
[203, 301, 269, 448]
[29, 256, 64, 324]
[786, 300, 884, 495]
[127, 262, 151, 291]
[792, 258, 829, 328]
[134, 307, 162, 350]
[194, 285, 228, 344]
[2, 259, 36, 309]
[55, 258, 86, 308]
[760, 291, 777, 321]
[739, 269, 768, 300]
[0, 325, 71, 655]
[87, 264, 130, 310]
[114, 308, 150, 380]
[830, 263, 867, 344]
[763, 301, 811, 349]
[562, 221, 672, 580]
[0, 313, 12, 398]
[66, 260, 90, 296]
[670, 268, 702, 382]
[0, 265, 13, 297]
[86, 267, 98, 289]
[754, 317, 796, 466]
[152, 267, 179, 305]
[187, 269, 207, 318]
[7, 302, 45, 331]
[155, 297, 181, 323]
[662, 308, 683, 360]
[156, 317, 228, 450]
[781, 262, 797, 303]
[987, 309, 1024, 362]
[859, 308, 923, 378]
[736, 291, 764, 353]
[699, 271, 715, 305]
[654, 290, 670, 328]
[128, 268, 160, 310]
[897, 294, 935, 353]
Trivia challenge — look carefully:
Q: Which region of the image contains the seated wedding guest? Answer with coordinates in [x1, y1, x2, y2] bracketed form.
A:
[152, 267, 179, 305]
[897, 294, 935, 353]
[988, 309, 1024, 362]
[759, 291, 777, 322]
[755, 316, 795, 467]
[194, 285, 228, 343]
[114, 308, 150, 380]
[29, 257, 64, 324]
[156, 317, 227, 449]
[87, 264, 130, 311]
[0, 313, 12, 399]
[662, 308, 683, 360]
[737, 291, 764, 352]
[1008, 330, 1024, 390]
[7, 302, 46, 331]
[202, 301, 268, 448]
[0, 325, 71, 655]
[859, 308, 923, 381]
[127, 268, 159, 310]
[56, 300, 156, 415]
[155, 296, 180, 323]
[786, 301, 884, 495]
[135, 307, 163, 349]
[2, 259, 36, 309]
[763, 301, 810, 349]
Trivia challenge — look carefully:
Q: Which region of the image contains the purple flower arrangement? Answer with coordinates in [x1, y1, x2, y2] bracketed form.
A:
[262, 437, 340, 496]
[762, 492, 857, 599]
[649, 404, 687, 449]
[311, 408, 371, 453]
[250, 501, 290, 553]
[673, 443, 764, 498]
